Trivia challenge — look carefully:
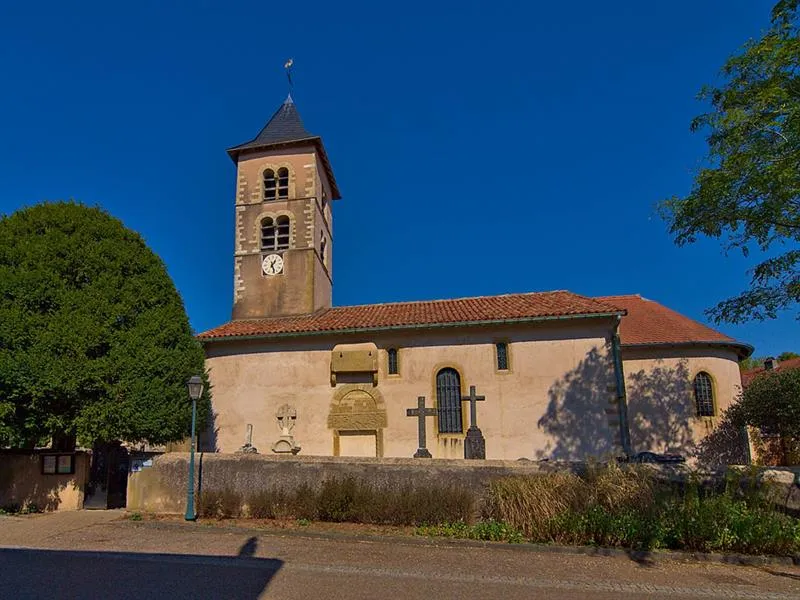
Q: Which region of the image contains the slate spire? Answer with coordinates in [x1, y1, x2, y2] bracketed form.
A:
[227, 96, 316, 160]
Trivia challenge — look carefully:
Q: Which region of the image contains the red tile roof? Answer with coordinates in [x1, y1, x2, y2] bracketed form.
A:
[198, 291, 625, 340]
[598, 294, 751, 354]
[741, 357, 800, 387]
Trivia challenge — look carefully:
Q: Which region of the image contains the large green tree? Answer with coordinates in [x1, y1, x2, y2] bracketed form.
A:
[0, 201, 208, 448]
[661, 0, 800, 324]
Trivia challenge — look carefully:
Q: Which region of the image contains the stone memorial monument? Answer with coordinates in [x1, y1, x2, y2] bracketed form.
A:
[271, 404, 301, 454]
[236, 423, 258, 454]
[461, 385, 486, 459]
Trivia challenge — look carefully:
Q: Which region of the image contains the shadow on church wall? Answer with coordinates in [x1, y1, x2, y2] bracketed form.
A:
[537, 352, 745, 462]
[200, 408, 220, 453]
[536, 347, 617, 460]
[626, 360, 694, 455]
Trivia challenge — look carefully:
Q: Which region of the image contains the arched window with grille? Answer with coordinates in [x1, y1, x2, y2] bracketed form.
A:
[277, 167, 289, 199]
[693, 372, 715, 417]
[261, 216, 291, 252]
[263, 169, 276, 201]
[436, 368, 462, 433]
[387, 348, 398, 375]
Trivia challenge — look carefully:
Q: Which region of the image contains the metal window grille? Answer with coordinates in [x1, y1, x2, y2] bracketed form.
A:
[436, 368, 462, 433]
[264, 169, 277, 201]
[496, 342, 509, 370]
[277, 168, 289, 199]
[387, 348, 398, 375]
[693, 372, 714, 417]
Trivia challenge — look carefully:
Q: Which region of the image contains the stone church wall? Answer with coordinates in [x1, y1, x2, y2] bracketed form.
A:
[203, 319, 622, 461]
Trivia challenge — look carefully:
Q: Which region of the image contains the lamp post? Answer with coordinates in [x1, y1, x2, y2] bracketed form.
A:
[184, 375, 204, 521]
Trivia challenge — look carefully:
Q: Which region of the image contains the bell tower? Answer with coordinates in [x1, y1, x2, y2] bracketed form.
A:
[227, 96, 340, 320]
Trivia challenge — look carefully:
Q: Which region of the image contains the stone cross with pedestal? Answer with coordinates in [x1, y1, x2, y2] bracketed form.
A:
[271, 404, 301, 454]
[461, 385, 486, 459]
[406, 396, 436, 458]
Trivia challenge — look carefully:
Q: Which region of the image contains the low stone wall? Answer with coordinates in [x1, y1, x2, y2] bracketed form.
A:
[0, 450, 90, 512]
[126, 453, 800, 515]
[127, 453, 557, 514]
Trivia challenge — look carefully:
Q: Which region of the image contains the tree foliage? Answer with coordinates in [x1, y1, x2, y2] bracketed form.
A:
[733, 368, 800, 439]
[0, 201, 208, 448]
[661, 1, 800, 323]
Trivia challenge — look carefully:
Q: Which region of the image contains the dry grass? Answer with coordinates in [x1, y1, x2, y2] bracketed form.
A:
[242, 477, 475, 526]
[484, 464, 655, 537]
[584, 462, 655, 511]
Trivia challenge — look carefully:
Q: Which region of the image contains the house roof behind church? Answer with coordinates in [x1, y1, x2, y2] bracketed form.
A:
[598, 294, 752, 356]
[741, 357, 800, 387]
[197, 291, 625, 341]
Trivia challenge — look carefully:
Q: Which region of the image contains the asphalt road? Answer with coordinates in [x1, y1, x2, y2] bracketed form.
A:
[1, 512, 799, 600]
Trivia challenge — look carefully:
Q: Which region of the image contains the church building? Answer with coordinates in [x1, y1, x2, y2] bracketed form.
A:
[198, 97, 752, 461]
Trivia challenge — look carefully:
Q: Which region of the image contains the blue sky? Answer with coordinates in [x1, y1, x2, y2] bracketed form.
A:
[0, 1, 795, 356]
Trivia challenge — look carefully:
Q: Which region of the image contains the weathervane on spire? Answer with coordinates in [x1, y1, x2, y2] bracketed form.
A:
[284, 58, 294, 99]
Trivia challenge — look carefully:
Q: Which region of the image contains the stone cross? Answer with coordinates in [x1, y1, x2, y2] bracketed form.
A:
[461, 385, 486, 460]
[406, 396, 436, 458]
[462, 385, 485, 429]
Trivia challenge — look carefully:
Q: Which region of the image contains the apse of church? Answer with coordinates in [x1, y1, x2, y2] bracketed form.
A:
[200, 95, 750, 462]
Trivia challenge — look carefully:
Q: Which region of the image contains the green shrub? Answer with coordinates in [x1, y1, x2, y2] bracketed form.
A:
[418, 520, 523, 543]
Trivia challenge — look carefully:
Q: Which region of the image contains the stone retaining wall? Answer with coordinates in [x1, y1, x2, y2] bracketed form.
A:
[126, 453, 559, 514]
[126, 452, 800, 515]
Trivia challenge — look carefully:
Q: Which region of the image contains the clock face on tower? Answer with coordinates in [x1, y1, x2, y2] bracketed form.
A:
[262, 253, 284, 276]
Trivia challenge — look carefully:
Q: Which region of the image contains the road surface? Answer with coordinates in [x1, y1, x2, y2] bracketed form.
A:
[0, 511, 798, 599]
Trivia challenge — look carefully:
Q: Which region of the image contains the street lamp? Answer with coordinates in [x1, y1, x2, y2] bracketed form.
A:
[184, 375, 204, 521]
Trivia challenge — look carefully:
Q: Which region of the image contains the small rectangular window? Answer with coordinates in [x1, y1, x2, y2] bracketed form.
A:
[388, 348, 398, 375]
[496, 342, 509, 371]
[41, 454, 74, 475]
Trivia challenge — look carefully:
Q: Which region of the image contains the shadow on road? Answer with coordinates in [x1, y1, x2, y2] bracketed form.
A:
[0, 547, 282, 600]
[239, 536, 258, 557]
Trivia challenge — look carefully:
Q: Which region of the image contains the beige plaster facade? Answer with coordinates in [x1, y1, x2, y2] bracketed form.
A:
[204, 319, 626, 460]
[204, 332, 745, 461]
